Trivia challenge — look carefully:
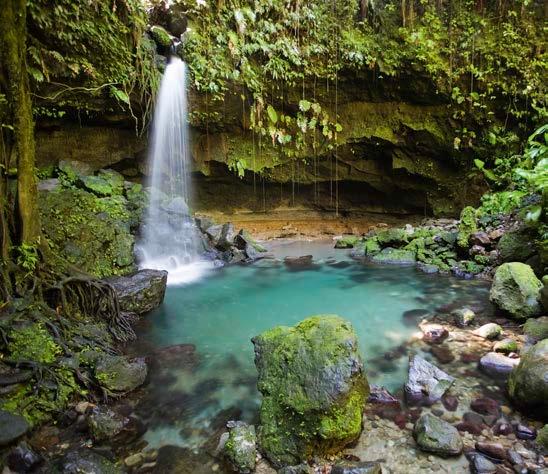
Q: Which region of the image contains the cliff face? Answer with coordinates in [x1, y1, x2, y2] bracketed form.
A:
[35, 69, 480, 217]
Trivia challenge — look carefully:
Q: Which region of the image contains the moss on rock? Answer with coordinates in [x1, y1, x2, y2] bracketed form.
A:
[457, 206, 477, 249]
[489, 263, 542, 319]
[252, 315, 369, 467]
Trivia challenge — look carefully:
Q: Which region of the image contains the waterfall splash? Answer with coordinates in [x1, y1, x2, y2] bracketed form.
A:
[137, 56, 211, 285]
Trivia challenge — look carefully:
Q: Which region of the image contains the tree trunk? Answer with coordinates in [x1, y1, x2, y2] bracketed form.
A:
[0, 0, 41, 246]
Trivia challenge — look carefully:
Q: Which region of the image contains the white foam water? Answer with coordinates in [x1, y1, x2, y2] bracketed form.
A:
[137, 57, 213, 285]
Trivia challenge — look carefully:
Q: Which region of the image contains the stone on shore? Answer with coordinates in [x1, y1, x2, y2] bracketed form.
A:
[489, 263, 542, 319]
[478, 352, 519, 378]
[473, 323, 502, 340]
[95, 355, 147, 395]
[224, 421, 256, 473]
[523, 316, 548, 342]
[452, 308, 475, 327]
[106, 269, 167, 315]
[252, 315, 369, 467]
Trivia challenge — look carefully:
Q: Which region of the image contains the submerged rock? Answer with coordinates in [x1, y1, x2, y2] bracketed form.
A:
[106, 269, 167, 315]
[95, 355, 147, 395]
[413, 413, 463, 457]
[508, 339, 548, 420]
[252, 315, 369, 467]
[404, 355, 454, 405]
[331, 461, 382, 474]
[489, 262, 542, 319]
[58, 449, 121, 474]
[0, 410, 30, 446]
[452, 308, 475, 327]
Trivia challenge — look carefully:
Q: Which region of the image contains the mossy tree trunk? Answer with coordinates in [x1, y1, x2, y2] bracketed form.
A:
[0, 0, 41, 299]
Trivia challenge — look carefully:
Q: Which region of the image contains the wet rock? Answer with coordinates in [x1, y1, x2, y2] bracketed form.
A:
[493, 338, 519, 354]
[224, 421, 256, 473]
[234, 229, 267, 260]
[473, 323, 502, 340]
[58, 449, 121, 474]
[284, 255, 314, 269]
[277, 464, 313, 474]
[106, 269, 167, 315]
[430, 345, 455, 364]
[456, 422, 484, 435]
[452, 308, 475, 327]
[7, 442, 42, 472]
[420, 323, 449, 344]
[523, 316, 548, 342]
[475, 441, 506, 460]
[371, 248, 416, 265]
[367, 386, 400, 409]
[402, 308, 430, 326]
[508, 339, 548, 420]
[418, 263, 440, 274]
[479, 352, 519, 378]
[95, 355, 147, 394]
[0, 409, 30, 446]
[507, 449, 523, 465]
[442, 395, 458, 411]
[87, 406, 128, 442]
[492, 421, 513, 436]
[252, 315, 369, 466]
[471, 398, 500, 417]
[467, 452, 497, 474]
[515, 424, 536, 440]
[331, 461, 382, 474]
[489, 263, 542, 319]
[413, 413, 463, 457]
[404, 355, 454, 406]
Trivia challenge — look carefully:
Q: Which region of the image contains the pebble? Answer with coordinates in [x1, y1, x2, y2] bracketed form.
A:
[473, 323, 502, 340]
[515, 424, 536, 440]
[471, 397, 500, 416]
[124, 453, 144, 468]
[475, 441, 506, 460]
[507, 449, 523, 465]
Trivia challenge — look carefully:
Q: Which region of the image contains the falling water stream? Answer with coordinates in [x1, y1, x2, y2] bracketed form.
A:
[137, 56, 212, 285]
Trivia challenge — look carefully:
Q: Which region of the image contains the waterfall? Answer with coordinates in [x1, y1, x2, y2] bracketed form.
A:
[137, 56, 210, 285]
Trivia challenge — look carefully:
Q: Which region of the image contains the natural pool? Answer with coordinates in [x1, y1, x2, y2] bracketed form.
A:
[132, 240, 490, 452]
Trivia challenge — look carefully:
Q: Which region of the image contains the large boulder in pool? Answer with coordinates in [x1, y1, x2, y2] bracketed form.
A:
[106, 269, 167, 315]
[508, 339, 548, 420]
[489, 263, 542, 319]
[252, 315, 369, 467]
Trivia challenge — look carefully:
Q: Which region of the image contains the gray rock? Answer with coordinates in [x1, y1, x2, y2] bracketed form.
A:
[0, 410, 30, 446]
[479, 352, 519, 378]
[7, 441, 42, 472]
[224, 421, 256, 473]
[413, 413, 463, 456]
[162, 196, 189, 216]
[95, 355, 147, 395]
[452, 308, 475, 327]
[59, 449, 121, 473]
[404, 355, 454, 405]
[523, 316, 548, 342]
[87, 406, 128, 442]
[497, 230, 536, 262]
[206, 223, 236, 251]
[331, 461, 382, 474]
[508, 339, 548, 420]
[473, 323, 502, 340]
[106, 269, 167, 315]
[37, 178, 60, 192]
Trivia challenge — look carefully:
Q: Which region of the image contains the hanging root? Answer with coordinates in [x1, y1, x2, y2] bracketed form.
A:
[51, 276, 136, 342]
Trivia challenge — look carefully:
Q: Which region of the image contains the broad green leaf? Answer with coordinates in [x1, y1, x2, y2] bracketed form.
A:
[267, 105, 278, 124]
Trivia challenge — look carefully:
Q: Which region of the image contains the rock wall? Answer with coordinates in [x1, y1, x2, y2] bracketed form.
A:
[35, 72, 483, 217]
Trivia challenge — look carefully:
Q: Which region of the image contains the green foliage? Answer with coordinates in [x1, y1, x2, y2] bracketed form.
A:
[14, 242, 39, 273]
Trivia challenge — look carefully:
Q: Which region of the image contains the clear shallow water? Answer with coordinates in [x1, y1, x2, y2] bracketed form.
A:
[133, 240, 490, 451]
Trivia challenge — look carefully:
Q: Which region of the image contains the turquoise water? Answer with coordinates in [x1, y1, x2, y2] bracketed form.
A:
[134, 240, 490, 451]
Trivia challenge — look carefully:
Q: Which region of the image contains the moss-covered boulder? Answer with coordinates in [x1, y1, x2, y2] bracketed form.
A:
[150, 25, 173, 48]
[252, 316, 369, 467]
[497, 230, 536, 263]
[39, 187, 136, 277]
[508, 339, 548, 420]
[541, 275, 548, 311]
[335, 235, 360, 249]
[413, 413, 463, 457]
[457, 206, 477, 249]
[224, 421, 257, 473]
[371, 248, 416, 265]
[489, 263, 542, 319]
[376, 228, 408, 247]
[95, 356, 147, 395]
